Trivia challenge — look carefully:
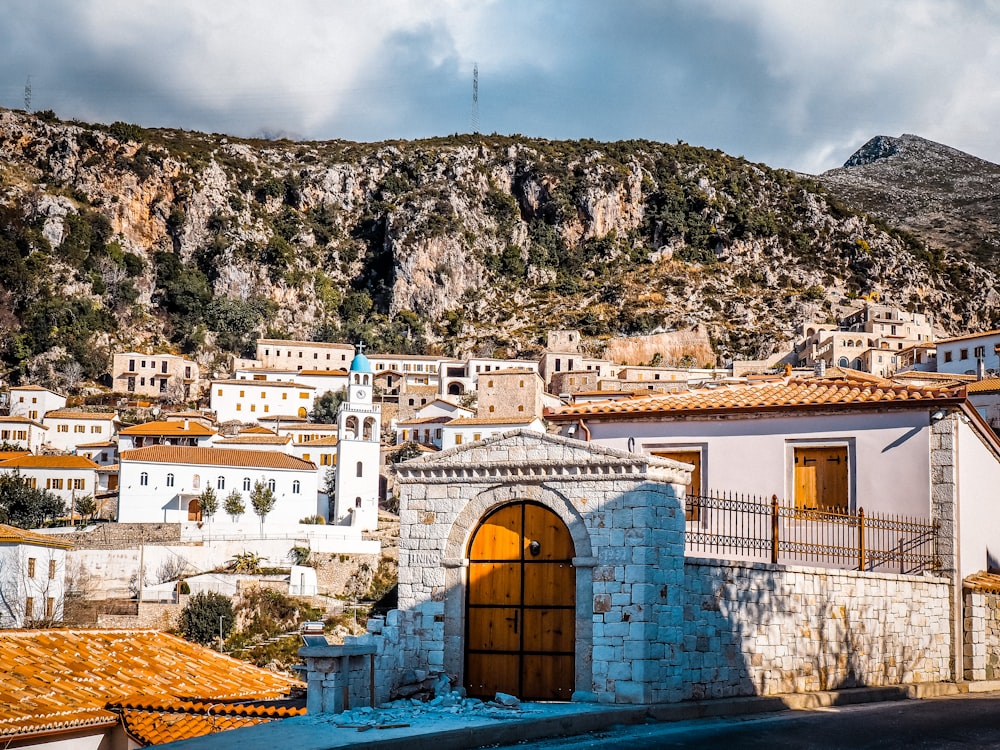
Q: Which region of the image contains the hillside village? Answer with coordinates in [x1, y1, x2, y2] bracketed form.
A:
[5, 110, 1000, 747]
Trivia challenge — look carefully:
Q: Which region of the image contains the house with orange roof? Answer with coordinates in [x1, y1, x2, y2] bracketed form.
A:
[439, 415, 545, 450]
[41, 410, 118, 453]
[8, 385, 66, 422]
[0, 628, 303, 748]
[0, 524, 72, 628]
[935, 328, 1000, 378]
[0, 454, 101, 507]
[118, 419, 217, 451]
[0, 415, 48, 453]
[547, 374, 1000, 580]
[210, 379, 316, 423]
[118, 446, 320, 525]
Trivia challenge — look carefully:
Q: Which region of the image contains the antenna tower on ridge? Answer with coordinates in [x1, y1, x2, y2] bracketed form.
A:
[24, 75, 31, 113]
[471, 63, 480, 134]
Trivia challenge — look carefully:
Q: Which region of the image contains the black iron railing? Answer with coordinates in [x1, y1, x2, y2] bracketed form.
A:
[684, 492, 940, 574]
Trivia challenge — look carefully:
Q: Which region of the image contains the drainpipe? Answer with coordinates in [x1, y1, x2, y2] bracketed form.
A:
[576, 419, 591, 442]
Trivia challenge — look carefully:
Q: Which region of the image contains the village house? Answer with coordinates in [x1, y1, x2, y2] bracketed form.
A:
[439, 415, 545, 449]
[254, 338, 355, 370]
[538, 329, 615, 386]
[0, 415, 47, 453]
[117, 445, 320, 524]
[394, 399, 473, 449]
[118, 419, 217, 451]
[935, 329, 1000, 377]
[0, 524, 72, 629]
[0, 454, 101, 508]
[41, 410, 117, 453]
[0, 629, 303, 748]
[210, 379, 316, 422]
[7, 385, 65, 421]
[476, 369, 547, 419]
[111, 351, 200, 401]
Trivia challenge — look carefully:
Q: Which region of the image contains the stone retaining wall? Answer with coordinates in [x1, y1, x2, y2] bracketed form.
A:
[964, 589, 1000, 680]
[681, 558, 952, 699]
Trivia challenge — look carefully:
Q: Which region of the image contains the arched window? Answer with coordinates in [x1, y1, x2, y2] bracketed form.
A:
[166, 473, 175, 487]
[838, 357, 849, 367]
[243, 477, 251, 491]
[363, 374, 370, 385]
[345, 416, 359, 439]
[192, 474, 200, 489]
[356, 461, 363, 478]
[355, 497, 362, 508]
[354, 373, 361, 384]
[489, 405, 495, 413]
[140, 472, 148, 486]
[267, 478, 276, 492]
[363, 417, 377, 441]
[292, 480, 300, 494]
[217, 476, 225, 490]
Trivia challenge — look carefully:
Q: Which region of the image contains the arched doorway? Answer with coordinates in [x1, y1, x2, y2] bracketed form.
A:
[465, 502, 575, 700]
[187, 498, 202, 522]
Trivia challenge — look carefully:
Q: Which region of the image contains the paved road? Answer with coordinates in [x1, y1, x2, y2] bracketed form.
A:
[500, 693, 1000, 749]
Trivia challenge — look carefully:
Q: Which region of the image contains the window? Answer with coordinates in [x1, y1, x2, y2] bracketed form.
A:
[261, 391, 266, 398]
[455, 434, 463, 445]
[250, 404, 256, 412]
[91, 425, 102, 433]
[46, 478, 64, 490]
[243, 477, 251, 491]
[321, 454, 332, 466]
[649, 449, 703, 520]
[793, 446, 848, 511]
[975, 345, 986, 358]
[72, 478, 84, 490]
[282, 393, 287, 400]
[48, 559, 56, 579]
[74, 425, 85, 433]
[236, 403, 242, 412]
[518, 405, 525, 412]
[166, 473, 175, 487]
[303, 453, 311, 461]
[161, 361, 168, 373]
[192, 474, 200, 489]
[46, 597, 55, 618]
[140, 377, 145, 386]
[24, 597, 33, 619]
[27, 558, 36, 578]
[218, 389, 223, 396]
[355, 497, 362, 508]
[292, 480, 300, 494]
[239, 390, 245, 397]
[944, 351, 953, 363]
[217, 476, 225, 490]
[960, 348, 969, 360]
[129, 359, 135, 371]
[473, 433, 481, 441]
[300, 392, 309, 399]
[58, 425, 69, 433]
[141, 472, 149, 486]
[356, 461, 363, 478]
[267, 479, 276, 492]
[487, 380, 493, 388]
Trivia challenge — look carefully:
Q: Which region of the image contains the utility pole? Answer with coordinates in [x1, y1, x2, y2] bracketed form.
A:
[471, 63, 479, 134]
[24, 76, 31, 113]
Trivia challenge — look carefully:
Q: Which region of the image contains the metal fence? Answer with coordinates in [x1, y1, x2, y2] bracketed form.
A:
[684, 492, 940, 574]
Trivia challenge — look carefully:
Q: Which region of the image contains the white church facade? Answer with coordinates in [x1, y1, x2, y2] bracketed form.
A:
[331, 347, 381, 531]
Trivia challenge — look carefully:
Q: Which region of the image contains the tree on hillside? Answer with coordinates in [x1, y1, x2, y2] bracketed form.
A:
[74, 494, 96, 524]
[224, 490, 245, 523]
[199, 486, 219, 540]
[0, 471, 64, 528]
[250, 480, 276, 537]
[310, 388, 346, 424]
[179, 591, 235, 647]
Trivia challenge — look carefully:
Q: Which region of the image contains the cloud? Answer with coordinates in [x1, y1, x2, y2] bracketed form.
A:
[1, 0, 999, 172]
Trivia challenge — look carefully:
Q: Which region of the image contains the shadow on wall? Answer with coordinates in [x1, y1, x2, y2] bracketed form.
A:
[685, 560, 946, 700]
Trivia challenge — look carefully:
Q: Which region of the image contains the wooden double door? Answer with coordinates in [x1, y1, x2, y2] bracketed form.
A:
[465, 502, 576, 700]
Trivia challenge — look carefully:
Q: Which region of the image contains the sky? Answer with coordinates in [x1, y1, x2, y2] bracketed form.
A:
[1, 0, 999, 174]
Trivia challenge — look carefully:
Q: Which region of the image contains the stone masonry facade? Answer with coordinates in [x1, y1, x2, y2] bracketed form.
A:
[964, 589, 1000, 681]
[300, 430, 956, 710]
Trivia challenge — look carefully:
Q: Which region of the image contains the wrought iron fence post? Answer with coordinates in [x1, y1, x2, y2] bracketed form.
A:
[857, 506, 865, 571]
[770, 494, 779, 564]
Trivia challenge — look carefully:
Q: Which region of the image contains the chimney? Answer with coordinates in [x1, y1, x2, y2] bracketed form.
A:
[814, 360, 826, 377]
[183, 418, 189, 430]
[978, 357, 986, 381]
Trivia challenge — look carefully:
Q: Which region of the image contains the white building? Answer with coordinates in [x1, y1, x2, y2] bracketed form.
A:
[0, 416, 48, 453]
[0, 524, 72, 628]
[255, 339, 355, 371]
[331, 350, 381, 531]
[439, 416, 546, 450]
[117, 419, 216, 451]
[8, 386, 66, 422]
[41, 410, 117, 453]
[0, 454, 100, 508]
[210, 379, 316, 423]
[936, 330, 1000, 377]
[117, 446, 321, 524]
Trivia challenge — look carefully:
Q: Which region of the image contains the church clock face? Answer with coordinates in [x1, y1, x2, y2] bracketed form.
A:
[355, 389, 366, 399]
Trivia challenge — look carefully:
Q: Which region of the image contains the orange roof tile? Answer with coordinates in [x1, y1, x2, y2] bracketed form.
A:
[114, 698, 305, 745]
[278, 423, 339, 432]
[119, 421, 216, 437]
[44, 410, 117, 421]
[964, 570, 1000, 594]
[9, 385, 61, 393]
[0, 450, 30, 461]
[241, 426, 277, 434]
[295, 436, 339, 446]
[397, 416, 452, 426]
[968, 377, 1000, 394]
[548, 377, 964, 420]
[0, 524, 74, 549]
[0, 415, 47, 428]
[447, 416, 541, 426]
[215, 435, 292, 446]
[297, 369, 349, 376]
[212, 379, 315, 389]
[935, 328, 1000, 345]
[120, 446, 315, 470]
[0, 629, 301, 739]
[0, 454, 100, 470]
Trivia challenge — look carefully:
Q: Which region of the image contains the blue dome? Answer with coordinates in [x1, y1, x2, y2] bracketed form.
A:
[349, 353, 372, 373]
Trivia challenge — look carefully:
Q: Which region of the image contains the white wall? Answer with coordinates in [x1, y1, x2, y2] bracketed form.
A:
[585, 410, 933, 518]
[957, 418, 1000, 578]
[43, 418, 116, 453]
[0, 543, 66, 628]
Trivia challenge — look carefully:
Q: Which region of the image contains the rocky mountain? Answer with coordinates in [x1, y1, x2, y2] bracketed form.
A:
[819, 134, 1000, 330]
[0, 109, 990, 391]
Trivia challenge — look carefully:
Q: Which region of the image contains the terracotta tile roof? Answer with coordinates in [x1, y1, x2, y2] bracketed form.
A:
[212, 379, 315, 389]
[257, 338, 352, 350]
[0, 415, 47, 428]
[120, 446, 315, 470]
[447, 416, 541, 426]
[964, 570, 1000, 594]
[0, 454, 100, 470]
[936, 328, 1000, 345]
[115, 698, 305, 746]
[0, 450, 30, 461]
[295, 436, 339, 446]
[968, 377, 1000, 394]
[241, 426, 277, 434]
[9, 385, 60, 392]
[119, 421, 216, 436]
[43, 410, 117, 420]
[0, 523, 74, 549]
[0, 629, 301, 739]
[75, 441, 117, 449]
[279, 423, 339, 432]
[397, 416, 452, 426]
[215, 435, 292, 446]
[297, 369, 348, 376]
[893, 371, 977, 383]
[548, 377, 965, 420]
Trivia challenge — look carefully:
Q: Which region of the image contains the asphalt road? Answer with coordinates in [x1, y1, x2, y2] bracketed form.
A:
[499, 693, 1000, 749]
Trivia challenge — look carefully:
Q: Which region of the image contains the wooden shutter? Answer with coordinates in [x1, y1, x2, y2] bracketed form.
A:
[652, 450, 702, 520]
[794, 446, 848, 510]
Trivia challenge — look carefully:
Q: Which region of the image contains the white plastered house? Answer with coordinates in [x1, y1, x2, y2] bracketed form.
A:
[0, 416, 48, 453]
[0, 524, 72, 628]
[210, 379, 316, 423]
[7, 386, 66, 422]
[0, 455, 100, 508]
[41, 410, 117, 453]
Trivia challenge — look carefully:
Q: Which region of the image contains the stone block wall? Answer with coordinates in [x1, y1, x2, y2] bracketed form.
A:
[964, 589, 1000, 680]
[680, 558, 952, 699]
